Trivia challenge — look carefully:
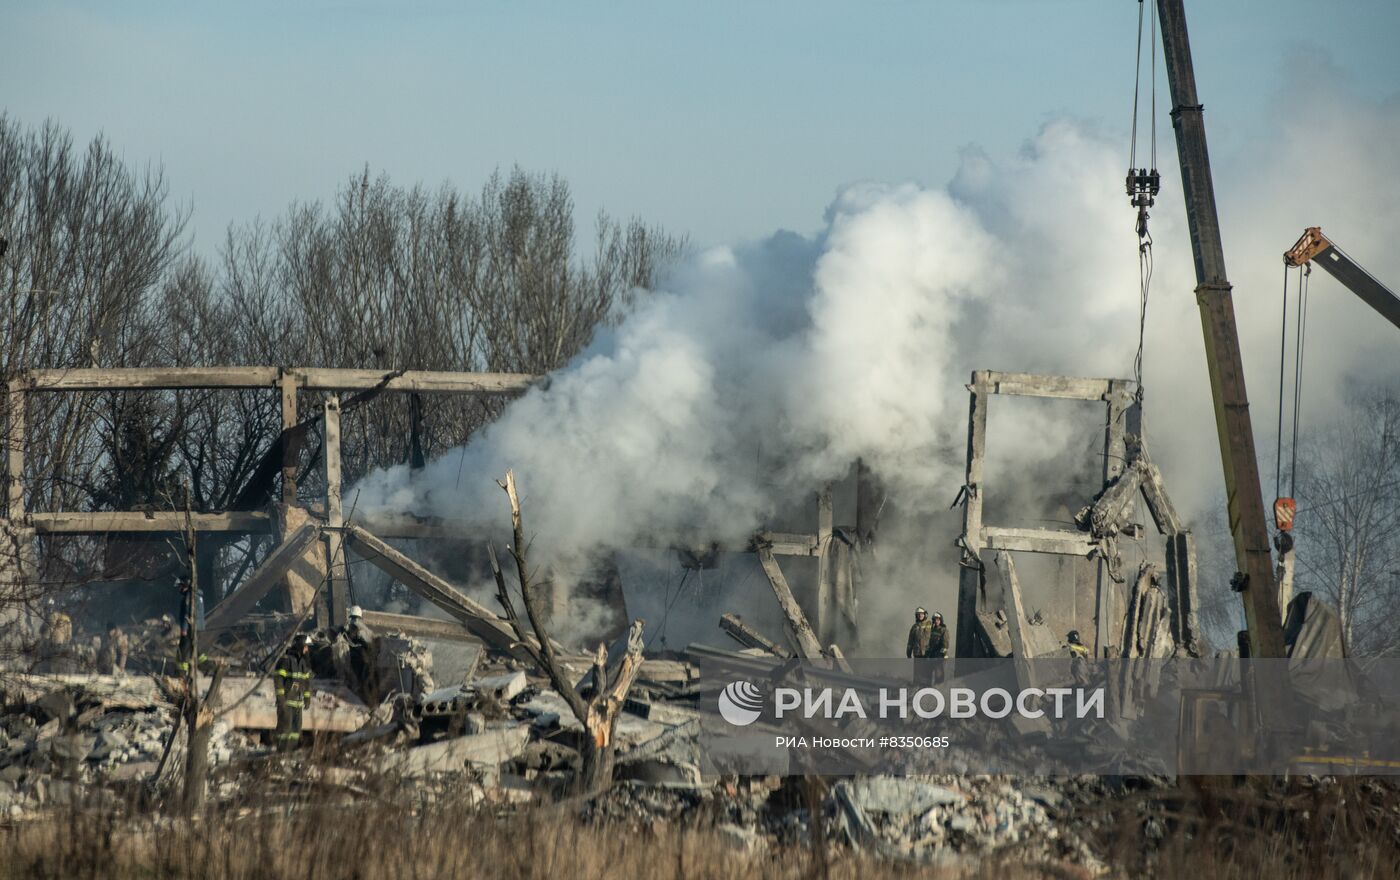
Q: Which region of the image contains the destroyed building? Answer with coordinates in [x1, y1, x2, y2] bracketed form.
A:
[952, 370, 1202, 666]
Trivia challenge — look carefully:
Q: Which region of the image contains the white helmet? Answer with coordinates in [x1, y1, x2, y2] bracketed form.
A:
[348, 605, 364, 620]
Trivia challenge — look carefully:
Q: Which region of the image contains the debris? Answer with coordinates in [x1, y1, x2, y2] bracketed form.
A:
[208, 676, 370, 733]
[716, 822, 767, 854]
[380, 725, 531, 778]
[718, 613, 793, 659]
[469, 670, 527, 702]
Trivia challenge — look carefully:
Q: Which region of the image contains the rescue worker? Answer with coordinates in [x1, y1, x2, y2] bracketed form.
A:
[906, 607, 945, 686]
[44, 601, 72, 651]
[345, 605, 376, 648]
[1066, 629, 1091, 687]
[928, 612, 949, 684]
[97, 622, 130, 675]
[343, 605, 378, 701]
[274, 634, 314, 750]
[39, 601, 75, 672]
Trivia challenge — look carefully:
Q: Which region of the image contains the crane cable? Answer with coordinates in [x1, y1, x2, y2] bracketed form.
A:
[1291, 266, 1311, 495]
[1127, 0, 1160, 401]
[1134, 229, 1154, 396]
[1275, 263, 1311, 501]
[1128, 0, 1158, 183]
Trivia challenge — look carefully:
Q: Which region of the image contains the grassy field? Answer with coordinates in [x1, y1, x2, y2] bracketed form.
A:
[1, 776, 1398, 879]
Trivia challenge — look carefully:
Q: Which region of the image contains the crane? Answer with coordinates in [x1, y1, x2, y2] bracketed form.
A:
[1155, 0, 1287, 659]
[1144, 0, 1395, 770]
[1283, 227, 1400, 331]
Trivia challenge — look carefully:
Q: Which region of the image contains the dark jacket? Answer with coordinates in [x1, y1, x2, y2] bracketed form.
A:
[907, 620, 947, 658]
[274, 651, 313, 708]
[907, 620, 931, 657]
[928, 622, 948, 658]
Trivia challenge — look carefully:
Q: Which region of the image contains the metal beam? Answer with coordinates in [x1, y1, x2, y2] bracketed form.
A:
[1310, 243, 1400, 332]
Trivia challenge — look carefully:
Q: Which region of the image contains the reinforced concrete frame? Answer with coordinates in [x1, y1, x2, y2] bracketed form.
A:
[2, 366, 873, 654]
[953, 370, 1200, 662]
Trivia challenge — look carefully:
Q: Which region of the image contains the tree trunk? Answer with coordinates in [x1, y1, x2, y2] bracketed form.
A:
[180, 664, 224, 815]
[577, 735, 616, 794]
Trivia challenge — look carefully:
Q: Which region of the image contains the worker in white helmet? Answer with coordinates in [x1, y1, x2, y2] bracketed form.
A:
[343, 605, 377, 701]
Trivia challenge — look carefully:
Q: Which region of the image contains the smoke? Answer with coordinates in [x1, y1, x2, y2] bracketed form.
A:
[355, 182, 1006, 553]
[355, 54, 1399, 651]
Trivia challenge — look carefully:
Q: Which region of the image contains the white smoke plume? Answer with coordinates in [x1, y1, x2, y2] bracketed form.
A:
[355, 54, 1399, 651]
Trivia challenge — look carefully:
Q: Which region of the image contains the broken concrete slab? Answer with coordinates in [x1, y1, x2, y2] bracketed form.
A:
[104, 760, 158, 782]
[519, 691, 669, 749]
[379, 726, 530, 778]
[837, 776, 966, 815]
[208, 676, 369, 733]
[468, 670, 527, 701]
[622, 697, 702, 727]
[418, 637, 483, 686]
[3, 673, 167, 711]
[637, 660, 694, 684]
[616, 757, 702, 788]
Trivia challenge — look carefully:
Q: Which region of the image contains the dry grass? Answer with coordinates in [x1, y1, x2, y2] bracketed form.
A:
[1, 776, 1398, 879]
[1082, 776, 1400, 879]
[0, 799, 911, 880]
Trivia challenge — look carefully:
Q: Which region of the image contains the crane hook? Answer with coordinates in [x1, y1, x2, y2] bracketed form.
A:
[1126, 167, 1160, 239]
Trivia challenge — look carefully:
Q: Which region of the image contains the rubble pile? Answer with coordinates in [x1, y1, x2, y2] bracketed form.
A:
[7, 610, 1384, 877]
[0, 674, 258, 818]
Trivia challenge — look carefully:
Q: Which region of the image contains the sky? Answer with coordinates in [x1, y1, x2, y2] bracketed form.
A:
[4, 1, 1399, 647]
[4, 1, 1399, 254]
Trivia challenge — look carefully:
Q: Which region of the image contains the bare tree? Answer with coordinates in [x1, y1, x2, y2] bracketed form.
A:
[0, 117, 189, 625]
[3, 116, 684, 623]
[1293, 383, 1400, 655]
[219, 165, 685, 491]
[1, 116, 187, 518]
[492, 470, 644, 792]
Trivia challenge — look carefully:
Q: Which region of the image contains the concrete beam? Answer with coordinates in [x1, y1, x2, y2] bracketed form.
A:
[359, 610, 475, 642]
[756, 547, 824, 660]
[30, 511, 274, 534]
[341, 524, 523, 656]
[971, 370, 1131, 402]
[19, 366, 537, 394]
[955, 379, 988, 660]
[981, 526, 1095, 556]
[322, 396, 349, 627]
[6, 380, 24, 521]
[995, 551, 1036, 689]
[718, 612, 793, 658]
[204, 523, 322, 630]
